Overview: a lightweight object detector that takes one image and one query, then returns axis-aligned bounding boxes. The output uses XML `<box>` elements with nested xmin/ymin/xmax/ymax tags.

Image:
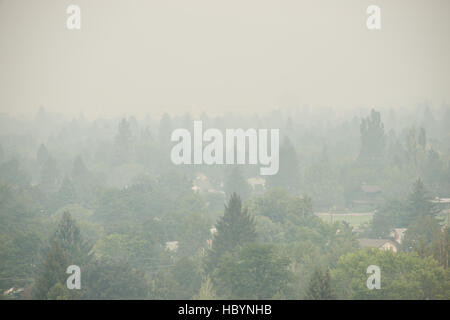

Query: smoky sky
<box><xmin>0</xmin><ymin>0</ymin><xmax>449</xmax><ymax>119</ymax></box>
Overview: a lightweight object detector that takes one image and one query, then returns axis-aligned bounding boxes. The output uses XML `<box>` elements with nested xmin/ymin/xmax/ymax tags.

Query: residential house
<box><xmin>358</xmin><ymin>238</ymin><xmax>398</xmax><ymax>252</ymax></box>
<box><xmin>389</xmin><ymin>228</ymin><xmax>407</xmax><ymax>245</ymax></box>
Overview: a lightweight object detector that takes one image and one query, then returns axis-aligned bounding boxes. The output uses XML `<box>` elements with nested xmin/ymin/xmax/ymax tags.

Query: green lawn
<box><xmin>315</xmin><ymin>212</ymin><xmax>374</xmax><ymax>228</ymax></box>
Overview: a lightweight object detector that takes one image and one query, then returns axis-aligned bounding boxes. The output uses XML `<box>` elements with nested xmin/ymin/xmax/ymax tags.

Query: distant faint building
<box><xmin>431</xmin><ymin>197</ymin><xmax>450</xmax><ymax>210</ymax></box>
<box><xmin>203</xmin><ymin>227</ymin><xmax>217</xmax><ymax>253</ymax></box>
<box><xmin>192</xmin><ymin>173</ymin><xmax>223</xmax><ymax>194</ymax></box>
<box><xmin>247</xmin><ymin>176</ymin><xmax>266</xmax><ymax>194</ymax></box>
<box><xmin>358</xmin><ymin>238</ymin><xmax>398</xmax><ymax>252</ymax></box>
<box><xmin>3</xmin><ymin>287</ymin><xmax>25</xmax><ymax>299</ymax></box>
<box><xmin>389</xmin><ymin>228</ymin><xmax>407</xmax><ymax>244</ymax></box>
<box><xmin>165</xmin><ymin>241</ymin><xmax>179</xmax><ymax>252</ymax></box>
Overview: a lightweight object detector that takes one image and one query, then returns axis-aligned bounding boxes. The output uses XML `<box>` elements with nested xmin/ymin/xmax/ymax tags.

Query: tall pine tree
<box><xmin>304</xmin><ymin>268</ymin><xmax>335</xmax><ymax>300</ymax></box>
<box><xmin>206</xmin><ymin>193</ymin><xmax>256</xmax><ymax>273</ymax></box>
<box><xmin>32</xmin><ymin>241</ymin><xmax>67</xmax><ymax>299</ymax></box>
<box><xmin>52</xmin><ymin>212</ymin><xmax>92</xmax><ymax>265</ymax></box>
<box><xmin>33</xmin><ymin>212</ymin><xmax>92</xmax><ymax>299</ymax></box>
<box><xmin>407</xmin><ymin>178</ymin><xmax>440</xmax><ymax>224</ymax></box>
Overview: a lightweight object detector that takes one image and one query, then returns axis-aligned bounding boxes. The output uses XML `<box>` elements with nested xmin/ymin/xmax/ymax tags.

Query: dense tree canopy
<box><xmin>1</xmin><ymin>106</ymin><xmax>450</xmax><ymax>300</ymax></box>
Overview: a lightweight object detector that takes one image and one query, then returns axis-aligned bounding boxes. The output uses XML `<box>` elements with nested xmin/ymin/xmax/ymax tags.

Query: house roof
<box><xmin>431</xmin><ymin>197</ymin><xmax>450</xmax><ymax>204</ymax></box>
<box><xmin>247</xmin><ymin>177</ymin><xmax>266</xmax><ymax>187</ymax></box>
<box><xmin>165</xmin><ymin>241</ymin><xmax>179</xmax><ymax>252</ymax></box>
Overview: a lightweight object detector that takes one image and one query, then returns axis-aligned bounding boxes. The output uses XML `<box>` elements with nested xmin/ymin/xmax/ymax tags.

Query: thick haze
<box><xmin>0</xmin><ymin>0</ymin><xmax>449</xmax><ymax>119</ymax></box>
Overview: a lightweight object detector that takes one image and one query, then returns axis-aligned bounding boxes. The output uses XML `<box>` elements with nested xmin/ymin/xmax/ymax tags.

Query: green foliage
<box><xmin>407</xmin><ymin>178</ymin><xmax>440</xmax><ymax>223</ymax></box>
<box><xmin>150</xmin><ymin>257</ymin><xmax>203</xmax><ymax>299</ymax></box>
<box><xmin>47</xmin><ymin>282</ymin><xmax>81</xmax><ymax>300</ymax></box>
<box><xmin>171</xmin><ymin>257</ymin><xmax>203</xmax><ymax>299</ymax></box>
<box><xmin>433</xmin><ymin>226</ymin><xmax>450</xmax><ymax>269</ymax></box>
<box><xmin>213</xmin><ymin>243</ymin><xmax>293</xmax><ymax>299</ymax></box>
<box><xmin>53</xmin><ymin>205</ymin><xmax>102</xmax><ymax>245</ymax></box>
<box><xmin>51</xmin><ymin>212</ymin><xmax>92</xmax><ymax>265</ymax></box>
<box><xmin>33</xmin><ymin>212</ymin><xmax>92</xmax><ymax>299</ymax></box>
<box><xmin>83</xmin><ymin>258</ymin><xmax>149</xmax><ymax>299</ymax></box>
<box><xmin>403</xmin><ymin>215</ymin><xmax>442</xmax><ymax>255</ymax></box>
<box><xmin>249</xmin><ymin>188</ymin><xmax>314</xmax><ymax>224</ymax></box>
<box><xmin>254</xmin><ymin>215</ymin><xmax>285</xmax><ymax>243</ymax></box>
<box><xmin>0</xmin><ymin>184</ymin><xmax>48</xmax><ymax>292</ymax></box>
<box><xmin>2</xmin><ymin>108</ymin><xmax>450</xmax><ymax>300</ymax></box>
<box><xmin>371</xmin><ymin>179</ymin><xmax>441</xmax><ymax>236</ymax></box>
<box><xmin>331</xmin><ymin>249</ymin><xmax>449</xmax><ymax>299</ymax></box>
<box><xmin>371</xmin><ymin>199</ymin><xmax>406</xmax><ymax>237</ymax></box>
<box><xmin>403</xmin><ymin>217</ymin><xmax>450</xmax><ymax>268</ymax></box>
<box><xmin>194</xmin><ymin>277</ymin><xmax>217</xmax><ymax>300</ymax></box>
<box><xmin>206</xmin><ymin>193</ymin><xmax>256</xmax><ymax>273</ymax></box>
<box><xmin>176</xmin><ymin>211</ymin><xmax>212</xmax><ymax>257</ymax></box>
<box><xmin>32</xmin><ymin>241</ymin><xmax>67</xmax><ymax>299</ymax></box>
<box><xmin>94</xmin><ymin>233</ymin><xmax>163</xmax><ymax>269</ymax></box>
<box><xmin>305</xmin><ymin>268</ymin><xmax>335</xmax><ymax>300</ymax></box>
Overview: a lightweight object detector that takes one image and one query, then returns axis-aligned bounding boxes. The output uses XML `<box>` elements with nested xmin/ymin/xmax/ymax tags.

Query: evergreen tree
<box><xmin>46</xmin><ymin>282</ymin><xmax>79</xmax><ymax>300</ymax></box>
<box><xmin>32</xmin><ymin>241</ymin><xmax>67</xmax><ymax>299</ymax></box>
<box><xmin>206</xmin><ymin>193</ymin><xmax>256</xmax><ymax>272</ymax></box>
<box><xmin>83</xmin><ymin>258</ymin><xmax>149</xmax><ymax>299</ymax></box>
<box><xmin>194</xmin><ymin>277</ymin><xmax>217</xmax><ymax>300</ymax></box>
<box><xmin>213</xmin><ymin>243</ymin><xmax>292</xmax><ymax>299</ymax></box>
<box><xmin>304</xmin><ymin>268</ymin><xmax>335</xmax><ymax>300</ymax></box>
<box><xmin>402</xmin><ymin>215</ymin><xmax>441</xmax><ymax>257</ymax></box>
<box><xmin>52</xmin><ymin>211</ymin><xmax>92</xmax><ymax>265</ymax></box>
<box><xmin>406</xmin><ymin>178</ymin><xmax>440</xmax><ymax>224</ymax></box>
<box><xmin>33</xmin><ymin>212</ymin><xmax>92</xmax><ymax>299</ymax></box>
<box><xmin>371</xmin><ymin>199</ymin><xmax>407</xmax><ymax>236</ymax></box>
